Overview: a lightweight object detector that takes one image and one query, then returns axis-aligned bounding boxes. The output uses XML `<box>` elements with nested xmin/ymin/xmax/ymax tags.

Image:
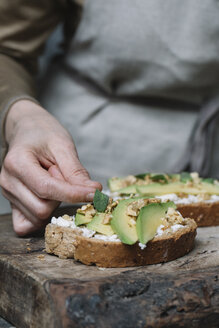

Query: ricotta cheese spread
<box><xmin>156</xmin><ymin>193</ymin><xmax>219</xmax><ymax>204</ymax></box>
<box><xmin>51</xmin><ymin>210</ymin><xmax>186</xmax><ymax>246</ymax></box>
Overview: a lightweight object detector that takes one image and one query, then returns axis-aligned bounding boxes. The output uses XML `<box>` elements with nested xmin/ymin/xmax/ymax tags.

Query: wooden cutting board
<box><xmin>0</xmin><ymin>208</ymin><xmax>219</xmax><ymax>328</ymax></box>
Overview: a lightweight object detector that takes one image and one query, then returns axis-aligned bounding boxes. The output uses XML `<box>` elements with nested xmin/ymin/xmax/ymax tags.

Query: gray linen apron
<box><xmin>40</xmin><ymin>0</ymin><xmax>219</xmax><ymax>185</ymax></box>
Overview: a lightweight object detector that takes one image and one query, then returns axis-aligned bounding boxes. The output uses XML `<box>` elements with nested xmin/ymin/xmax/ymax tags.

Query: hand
<box><xmin>0</xmin><ymin>100</ymin><xmax>102</xmax><ymax>236</ymax></box>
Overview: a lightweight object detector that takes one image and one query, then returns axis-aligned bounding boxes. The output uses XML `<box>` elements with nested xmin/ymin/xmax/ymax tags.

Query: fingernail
<box><xmin>86</xmin><ymin>193</ymin><xmax>95</xmax><ymax>202</ymax></box>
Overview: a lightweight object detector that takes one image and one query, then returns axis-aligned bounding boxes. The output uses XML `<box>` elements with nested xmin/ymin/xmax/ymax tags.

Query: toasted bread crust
<box><xmin>45</xmin><ymin>219</ymin><xmax>197</xmax><ymax>267</ymax></box>
<box><xmin>177</xmin><ymin>201</ymin><xmax>219</xmax><ymax>227</ymax></box>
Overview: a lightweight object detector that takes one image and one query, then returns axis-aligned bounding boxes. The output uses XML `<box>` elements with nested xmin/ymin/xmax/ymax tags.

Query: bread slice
<box><xmin>177</xmin><ymin>201</ymin><xmax>219</xmax><ymax>227</ymax></box>
<box><xmin>45</xmin><ymin>218</ymin><xmax>197</xmax><ymax>268</ymax></box>
<box><xmin>108</xmin><ymin>172</ymin><xmax>219</xmax><ymax>227</ymax></box>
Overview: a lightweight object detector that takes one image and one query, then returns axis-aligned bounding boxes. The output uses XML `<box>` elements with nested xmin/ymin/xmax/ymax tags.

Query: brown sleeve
<box><xmin>0</xmin><ymin>0</ymin><xmax>66</xmax><ymax>164</ymax></box>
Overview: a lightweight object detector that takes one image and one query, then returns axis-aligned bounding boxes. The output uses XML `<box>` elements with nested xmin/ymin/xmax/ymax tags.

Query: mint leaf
<box><xmin>135</xmin><ymin>173</ymin><xmax>149</xmax><ymax>180</ymax></box>
<box><xmin>150</xmin><ymin>174</ymin><xmax>168</xmax><ymax>183</ymax></box>
<box><xmin>202</xmin><ymin>178</ymin><xmax>214</xmax><ymax>184</ymax></box>
<box><xmin>93</xmin><ymin>189</ymin><xmax>109</xmax><ymax>212</ymax></box>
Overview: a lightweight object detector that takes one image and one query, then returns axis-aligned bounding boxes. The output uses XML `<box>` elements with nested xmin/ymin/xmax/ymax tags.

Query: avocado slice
<box><xmin>169</xmin><ymin>173</ymin><xmax>181</xmax><ymax>180</ymax></box>
<box><xmin>201</xmin><ymin>182</ymin><xmax>219</xmax><ymax>194</ymax></box>
<box><xmin>110</xmin><ymin>198</ymin><xmax>138</xmax><ymax>245</ymax></box>
<box><xmin>136</xmin><ymin>201</ymin><xmax>176</xmax><ymax>244</ymax></box>
<box><xmin>87</xmin><ymin>213</ymin><xmax>114</xmax><ymax>236</ymax></box>
<box><xmin>180</xmin><ymin>172</ymin><xmax>192</xmax><ymax>183</ymax></box>
<box><xmin>161</xmin><ymin>201</ymin><xmax>176</xmax><ymax>211</ymax></box>
<box><xmin>108</xmin><ymin>178</ymin><xmax>124</xmax><ymax>192</ymax></box>
<box><xmin>137</xmin><ymin>182</ymin><xmax>219</xmax><ymax>195</ymax></box>
<box><xmin>116</xmin><ymin>185</ymin><xmax>138</xmax><ymax>195</ymax></box>
<box><xmin>75</xmin><ymin>213</ymin><xmax>92</xmax><ymax>226</ymax></box>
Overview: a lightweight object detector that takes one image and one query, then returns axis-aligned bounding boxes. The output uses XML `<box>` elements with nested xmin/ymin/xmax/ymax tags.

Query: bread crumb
<box><xmin>37</xmin><ymin>255</ymin><xmax>45</xmax><ymax>260</ymax></box>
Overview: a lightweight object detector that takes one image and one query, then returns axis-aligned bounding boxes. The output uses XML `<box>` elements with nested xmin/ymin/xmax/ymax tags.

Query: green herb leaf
<box><xmin>202</xmin><ymin>178</ymin><xmax>214</xmax><ymax>184</ymax></box>
<box><xmin>93</xmin><ymin>189</ymin><xmax>109</xmax><ymax>212</ymax></box>
<box><xmin>150</xmin><ymin>174</ymin><xmax>168</xmax><ymax>183</ymax></box>
<box><xmin>135</xmin><ymin>173</ymin><xmax>149</xmax><ymax>180</ymax></box>
<box><xmin>180</xmin><ymin>172</ymin><xmax>192</xmax><ymax>183</ymax></box>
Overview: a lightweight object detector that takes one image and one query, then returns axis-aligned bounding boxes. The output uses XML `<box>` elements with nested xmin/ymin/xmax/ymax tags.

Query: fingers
<box><xmin>1</xmin><ymin>163</ymin><xmax>60</xmax><ymax>232</ymax></box>
<box><xmin>48</xmin><ymin>165</ymin><xmax>64</xmax><ymax>180</ymax></box>
<box><xmin>29</xmin><ymin>164</ymin><xmax>97</xmax><ymax>202</ymax></box>
<box><xmin>2</xmin><ymin>185</ymin><xmax>58</xmax><ymax>236</ymax></box>
<box><xmin>11</xmin><ymin>206</ymin><xmax>43</xmax><ymax>237</ymax></box>
<box><xmin>2</xmin><ymin>102</ymin><xmax>103</xmax><ymax>237</ymax></box>
<box><xmin>2</xmin><ymin>186</ymin><xmax>59</xmax><ymax>224</ymax></box>
<box><xmin>3</xmin><ymin>150</ymin><xmax>99</xmax><ymax>203</ymax></box>
<box><xmin>51</xmin><ymin>142</ymin><xmax>102</xmax><ymax>189</ymax></box>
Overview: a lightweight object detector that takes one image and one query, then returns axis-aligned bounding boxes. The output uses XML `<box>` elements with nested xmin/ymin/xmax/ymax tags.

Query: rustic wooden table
<box><xmin>0</xmin><ymin>208</ymin><xmax>219</xmax><ymax>328</ymax></box>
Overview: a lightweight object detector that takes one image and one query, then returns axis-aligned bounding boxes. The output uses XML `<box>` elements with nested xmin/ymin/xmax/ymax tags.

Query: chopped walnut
<box><xmin>185</xmin><ymin>181</ymin><xmax>194</xmax><ymax>187</ymax></box>
<box><xmin>106</xmin><ymin>199</ymin><xmax>119</xmax><ymax>213</ymax></box>
<box><xmin>190</xmin><ymin>172</ymin><xmax>201</xmax><ymax>184</ymax></box>
<box><xmin>126</xmin><ymin>207</ymin><xmax>139</xmax><ymax>217</ymax></box>
<box><xmin>102</xmin><ymin>214</ymin><xmax>113</xmax><ymax>224</ymax></box>
<box><xmin>171</xmin><ymin>175</ymin><xmax>180</xmax><ymax>183</ymax></box>
<box><xmin>136</xmin><ymin>179</ymin><xmax>148</xmax><ymax>185</ymax></box>
<box><xmin>148</xmin><ymin>198</ymin><xmax>161</xmax><ymax>204</ymax></box>
<box><xmin>125</xmin><ymin>198</ymin><xmax>158</xmax><ymax>217</ymax></box>
<box><xmin>127</xmin><ymin>175</ymin><xmax>137</xmax><ymax>184</ymax></box>
<box><xmin>144</xmin><ymin>174</ymin><xmax>153</xmax><ymax>184</ymax></box>
<box><xmin>62</xmin><ymin>214</ymin><xmax>72</xmax><ymax>221</ymax></box>
<box><xmin>161</xmin><ymin>208</ymin><xmax>184</xmax><ymax>228</ymax></box>
<box><xmin>77</xmin><ymin>203</ymin><xmax>96</xmax><ymax>219</ymax></box>
<box><xmin>128</xmin><ymin>218</ymin><xmax>137</xmax><ymax>227</ymax></box>
<box><xmin>166</xmin><ymin>207</ymin><xmax>176</xmax><ymax>216</ymax></box>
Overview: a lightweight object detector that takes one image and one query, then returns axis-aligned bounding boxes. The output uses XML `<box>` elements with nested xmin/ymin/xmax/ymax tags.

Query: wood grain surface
<box><xmin>0</xmin><ymin>207</ymin><xmax>218</xmax><ymax>328</ymax></box>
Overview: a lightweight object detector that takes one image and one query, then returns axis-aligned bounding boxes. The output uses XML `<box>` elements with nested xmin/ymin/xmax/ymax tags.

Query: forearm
<box><xmin>0</xmin><ymin>54</ymin><xmax>38</xmax><ymax>163</ymax></box>
<box><xmin>0</xmin><ymin>0</ymin><xmax>66</xmax><ymax>165</ymax></box>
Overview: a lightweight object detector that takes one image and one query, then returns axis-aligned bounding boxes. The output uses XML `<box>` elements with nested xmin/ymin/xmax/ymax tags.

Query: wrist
<box><xmin>5</xmin><ymin>99</ymin><xmax>44</xmax><ymax>144</ymax></box>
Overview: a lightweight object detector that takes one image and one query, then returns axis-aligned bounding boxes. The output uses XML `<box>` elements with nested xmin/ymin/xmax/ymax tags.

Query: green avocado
<box><xmin>108</xmin><ymin>178</ymin><xmax>124</xmax><ymax>192</ymax></box>
<box><xmin>137</xmin><ymin>181</ymin><xmax>219</xmax><ymax>195</ymax></box>
<box><xmin>75</xmin><ymin>213</ymin><xmax>92</xmax><ymax>226</ymax></box>
<box><xmin>201</xmin><ymin>181</ymin><xmax>219</xmax><ymax>194</ymax></box>
<box><xmin>87</xmin><ymin>213</ymin><xmax>114</xmax><ymax>236</ymax></box>
<box><xmin>136</xmin><ymin>201</ymin><xmax>176</xmax><ymax>244</ymax></box>
<box><xmin>110</xmin><ymin>198</ymin><xmax>138</xmax><ymax>245</ymax></box>
<box><xmin>169</xmin><ymin>173</ymin><xmax>181</xmax><ymax>180</ymax></box>
<box><xmin>116</xmin><ymin>185</ymin><xmax>138</xmax><ymax>195</ymax></box>
<box><xmin>180</xmin><ymin>172</ymin><xmax>192</xmax><ymax>183</ymax></box>
<box><xmin>161</xmin><ymin>201</ymin><xmax>176</xmax><ymax>212</ymax></box>
<box><xmin>109</xmin><ymin>173</ymin><xmax>182</xmax><ymax>194</ymax></box>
